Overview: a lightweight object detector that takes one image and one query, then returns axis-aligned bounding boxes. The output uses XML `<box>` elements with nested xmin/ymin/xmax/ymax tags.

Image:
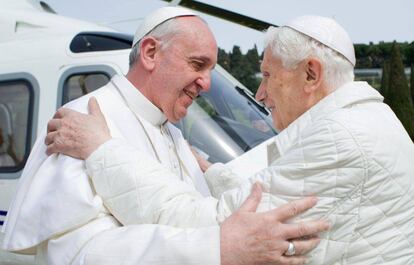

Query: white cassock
<box><xmin>1</xmin><ymin>75</ymin><xmax>220</xmax><ymax>265</ymax></box>
<box><xmin>79</xmin><ymin>82</ymin><xmax>414</xmax><ymax>265</ymax></box>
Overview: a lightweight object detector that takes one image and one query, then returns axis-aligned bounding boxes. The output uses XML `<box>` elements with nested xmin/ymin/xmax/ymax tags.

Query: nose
<box><xmin>255</xmin><ymin>81</ymin><xmax>266</xmax><ymax>102</ymax></box>
<box><xmin>196</xmin><ymin>70</ymin><xmax>211</xmax><ymax>93</ymax></box>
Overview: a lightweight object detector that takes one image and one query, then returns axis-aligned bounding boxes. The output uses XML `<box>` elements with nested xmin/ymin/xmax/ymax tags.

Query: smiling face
<box><xmin>149</xmin><ymin>17</ymin><xmax>218</xmax><ymax>122</ymax></box>
<box><xmin>255</xmin><ymin>48</ymin><xmax>309</xmax><ymax>131</ymax></box>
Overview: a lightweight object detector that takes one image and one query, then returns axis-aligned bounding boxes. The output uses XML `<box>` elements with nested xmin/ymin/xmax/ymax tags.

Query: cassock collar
<box><xmin>112</xmin><ymin>75</ymin><xmax>167</xmax><ymax>126</ymax></box>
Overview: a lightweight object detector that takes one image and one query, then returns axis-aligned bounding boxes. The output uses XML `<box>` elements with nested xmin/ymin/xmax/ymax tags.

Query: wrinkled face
<box><xmin>152</xmin><ymin>17</ymin><xmax>218</xmax><ymax>122</ymax></box>
<box><xmin>256</xmin><ymin>48</ymin><xmax>307</xmax><ymax>132</ymax></box>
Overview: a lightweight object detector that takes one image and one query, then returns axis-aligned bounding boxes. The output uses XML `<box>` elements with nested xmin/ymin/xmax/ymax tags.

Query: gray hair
<box><xmin>264</xmin><ymin>26</ymin><xmax>354</xmax><ymax>90</ymax></box>
<box><xmin>129</xmin><ymin>18</ymin><xmax>182</xmax><ymax>68</ymax></box>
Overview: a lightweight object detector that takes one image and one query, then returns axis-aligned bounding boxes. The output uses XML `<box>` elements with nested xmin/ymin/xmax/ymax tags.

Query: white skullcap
<box><xmin>132</xmin><ymin>6</ymin><xmax>196</xmax><ymax>47</ymax></box>
<box><xmin>284</xmin><ymin>15</ymin><xmax>356</xmax><ymax>66</ymax></box>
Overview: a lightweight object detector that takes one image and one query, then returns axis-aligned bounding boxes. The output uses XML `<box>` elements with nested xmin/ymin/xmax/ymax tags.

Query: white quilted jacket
<box><xmin>86</xmin><ymin>82</ymin><xmax>414</xmax><ymax>265</ymax></box>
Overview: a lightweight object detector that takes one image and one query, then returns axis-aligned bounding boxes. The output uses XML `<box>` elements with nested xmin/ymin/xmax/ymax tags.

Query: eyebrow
<box><xmin>190</xmin><ymin>56</ymin><xmax>212</xmax><ymax>64</ymax></box>
<box><xmin>189</xmin><ymin>56</ymin><xmax>216</xmax><ymax>69</ymax></box>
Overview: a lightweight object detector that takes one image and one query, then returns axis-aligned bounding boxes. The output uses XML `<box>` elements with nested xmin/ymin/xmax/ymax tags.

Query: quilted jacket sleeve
<box><xmin>85</xmin><ymin>138</ymin><xmax>231</xmax><ymax>227</ymax></box>
<box><xmin>85</xmin><ymin>118</ymin><xmax>366</xmax><ymax>265</ymax></box>
<box><xmin>217</xmin><ymin>119</ymin><xmax>366</xmax><ymax>264</ymax></box>
<box><xmin>204</xmin><ymin>163</ymin><xmax>245</xmax><ymax>198</ymax></box>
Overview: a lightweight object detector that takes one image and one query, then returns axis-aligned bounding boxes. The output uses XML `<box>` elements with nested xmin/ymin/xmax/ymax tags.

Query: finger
<box><xmin>190</xmin><ymin>146</ymin><xmax>198</xmax><ymax>155</ymax></box>
<box><xmin>238</xmin><ymin>182</ymin><xmax>263</xmax><ymax>212</ymax></box>
<box><xmin>88</xmin><ymin>97</ymin><xmax>104</xmax><ymax>118</ymax></box>
<box><xmin>290</xmin><ymin>237</ymin><xmax>320</xmax><ymax>255</ymax></box>
<box><xmin>271</xmin><ymin>197</ymin><xmax>317</xmax><ymax>221</ymax></box>
<box><xmin>282</xmin><ymin>220</ymin><xmax>329</xmax><ymax>239</ymax></box>
<box><xmin>46</xmin><ymin>142</ymin><xmax>58</xmax><ymax>156</ymax></box>
<box><xmin>53</xmin><ymin>107</ymin><xmax>71</xmax><ymax>119</ymax></box>
<box><xmin>45</xmin><ymin>131</ymin><xmax>58</xmax><ymax>145</ymax></box>
<box><xmin>47</xmin><ymin>119</ymin><xmax>61</xmax><ymax>133</ymax></box>
<box><xmin>278</xmin><ymin>255</ymin><xmax>306</xmax><ymax>265</ymax></box>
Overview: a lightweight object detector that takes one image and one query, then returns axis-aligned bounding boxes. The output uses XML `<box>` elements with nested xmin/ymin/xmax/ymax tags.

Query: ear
<box><xmin>304</xmin><ymin>58</ymin><xmax>323</xmax><ymax>93</ymax></box>
<box><xmin>139</xmin><ymin>37</ymin><xmax>160</xmax><ymax>71</ymax></box>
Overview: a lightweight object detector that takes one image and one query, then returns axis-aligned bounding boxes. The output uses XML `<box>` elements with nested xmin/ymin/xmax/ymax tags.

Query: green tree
<box><xmin>243</xmin><ymin>45</ymin><xmax>262</xmax><ymax>93</ymax></box>
<box><xmin>411</xmin><ymin>64</ymin><xmax>414</xmax><ymax>104</ymax></box>
<box><xmin>355</xmin><ymin>44</ymin><xmax>372</xmax><ymax>68</ymax></box>
<box><xmin>229</xmin><ymin>46</ymin><xmax>248</xmax><ymax>84</ymax></box>
<box><xmin>217</xmin><ymin>48</ymin><xmax>231</xmax><ymax>72</ymax></box>
<box><xmin>229</xmin><ymin>46</ymin><xmax>243</xmax><ymax>71</ymax></box>
<box><xmin>245</xmin><ymin>44</ymin><xmax>261</xmax><ymax>73</ymax></box>
<box><xmin>368</xmin><ymin>42</ymin><xmax>383</xmax><ymax>68</ymax></box>
<box><xmin>406</xmin><ymin>42</ymin><xmax>414</xmax><ymax>66</ymax></box>
<box><xmin>384</xmin><ymin>42</ymin><xmax>414</xmax><ymax>140</ymax></box>
<box><xmin>355</xmin><ymin>41</ymin><xmax>414</xmax><ymax>69</ymax></box>
<box><xmin>380</xmin><ymin>61</ymin><xmax>390</xmax><ymax>100</ymax></box>
<box><xmin>229</xmin><ymin>46</ymin><xmax>260</xmax><ymax>93</ymax></box>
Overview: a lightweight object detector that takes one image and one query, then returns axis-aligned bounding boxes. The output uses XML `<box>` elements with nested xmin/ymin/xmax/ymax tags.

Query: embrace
<box><xmin>3</xmin><ymin>6</ymin><xmax>414</xmax><ymax>265</ymax></box>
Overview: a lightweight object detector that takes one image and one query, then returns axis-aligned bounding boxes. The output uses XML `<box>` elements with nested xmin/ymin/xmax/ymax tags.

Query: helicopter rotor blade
<box><xmin>162</xmin><ymin>0</ymin><xmax>278</xmax><ymax>31</ymax></box>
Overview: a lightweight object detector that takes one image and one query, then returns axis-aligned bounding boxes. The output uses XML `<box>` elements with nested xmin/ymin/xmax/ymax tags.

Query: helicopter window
<box><xmin>175</xmin><ymin>69</ymin><xmax>276</xmax><ymax>163</ymax></box>
<box><xmin>70</xmin><ymin>32</ymin><xmax>133</xmax><ymax>53</ymax></box>
<box><xmin>0</xmin><ymin>80</ymin><xmax>33</xmax><ymax>172</ymax></box>
<box><xmin>62</xmin><ymin>72</ymin><xmax>110</xmax><ymax>104</ymax></box>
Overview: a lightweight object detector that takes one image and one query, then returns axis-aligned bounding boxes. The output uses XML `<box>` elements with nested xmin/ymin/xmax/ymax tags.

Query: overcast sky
<box><xmin>45</xmin><ymin>0</ymin><xmax>414</xmax><ymax>53</ymax></box>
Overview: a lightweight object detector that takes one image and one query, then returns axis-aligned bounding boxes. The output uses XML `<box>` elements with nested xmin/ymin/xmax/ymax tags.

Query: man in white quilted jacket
<box><xmin>45</xmin><ymin>16</ymin><xmax>414</xmax><ymax>264</ymax></box>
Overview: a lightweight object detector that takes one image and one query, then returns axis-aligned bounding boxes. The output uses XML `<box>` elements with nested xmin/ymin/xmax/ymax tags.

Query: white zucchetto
<box><xmin>285</xmin><ymin>15</ymin><xmax>356</xmax><ymax>66</ymax></box>
<box><xmin>132</xmin><ymin>6</ymin><xmax>196</xmax><ymax>47</ymax></box>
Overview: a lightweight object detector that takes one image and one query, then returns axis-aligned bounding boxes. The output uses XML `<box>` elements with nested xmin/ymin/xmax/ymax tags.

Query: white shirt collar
<box><xmin>111</xmin><ymin>75</ymin><xmax>167</xmax><ymax>126</ymax></box>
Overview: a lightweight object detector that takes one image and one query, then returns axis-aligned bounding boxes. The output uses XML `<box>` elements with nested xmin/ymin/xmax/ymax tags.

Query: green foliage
<box><xmin>403</xmin><ymin>42</ymin><xmax>414</xmax><ymax>66</ymax></box>
<box><xmin>218</xmin><ymin>46</ymin><xmax>262</xmax><ymax>93</ymax></box>
<box><xmin>229</xmin><ymin>46</ymin><xmax>245</xmax><ymax>77</ymax></box>
<box><xmin>245</xmin><ymin>45</ymin><xmax>261</xmax><ymax>73</ymax></box>
<box><xmin>354</xmin><ymin>41</ymin><xmax>413</xmax><ymax>68</ymax></box>
<box><xmin>382</xmin><ymin>43</ymin><xmax>414</xmax><ymax>140</ymax></box>
<box><xmin>217</xmin><ymin>48</ymin><xmax>231</xmax><ymax>72</ymax></box>
<box><xmin>411</xmin><ymin>64</ymin><xmax>414</xmax><ymax>103</ymax></box>
<box><xmin>407</xmin><ymin>43</ymin><xmax>414</xmax><ymax>66</ymax></box>
<box><xmin>380</xmin><ymin>61</ymin><xmax>390</xmax><ymax>99</ymax></box>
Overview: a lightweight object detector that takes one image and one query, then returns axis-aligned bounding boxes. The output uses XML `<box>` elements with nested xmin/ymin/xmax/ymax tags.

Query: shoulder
<box><xmin>330</xmin><ymin>100</ymin><xmax>407</xmax><ymax>147</ymax></box>
<box><xmin>63</xmin><ymin>81</ymin><xmax>118</xmax><ymax>114</ymax></box>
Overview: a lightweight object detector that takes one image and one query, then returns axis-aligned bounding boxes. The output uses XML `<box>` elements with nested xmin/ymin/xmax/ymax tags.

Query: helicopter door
<box><xmin>0</xmin><ymin>77</ymin><xmax>36</xmax><ymax>174</ymax></box>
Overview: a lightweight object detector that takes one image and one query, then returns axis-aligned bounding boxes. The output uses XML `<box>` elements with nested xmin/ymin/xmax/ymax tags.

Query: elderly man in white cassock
<box><xmin>1</xmin><ymin>7</ymin><xmax>328</xmax><ymax>265</ymax></box>
<box><xmin>42</xmin><ymin>15</ymin><xmax>414</xmax><ymax>265</ymax></box>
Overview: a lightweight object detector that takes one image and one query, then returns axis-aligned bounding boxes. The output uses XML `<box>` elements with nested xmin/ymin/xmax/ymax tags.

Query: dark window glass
<box><xmin>70</xmin><ymin>32</ymin><xmax>132</xmax><ymax>53</ymax></box>
<box><xmin>63</xmin><ymin>73</ymin><xmax>110</xmax><ymax>104</ymax></box>
<box><xmin>0</xmin><ymin>80</ymin><xmax>33</xmax><ymax>172</ymax></box>
<box><xmin>175</xmin><ymin>70</ymin><xmax>276</xmax><ymax>163</ymax></box>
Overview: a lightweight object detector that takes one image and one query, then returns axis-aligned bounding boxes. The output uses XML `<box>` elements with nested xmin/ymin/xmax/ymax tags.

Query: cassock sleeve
<box><xmin>86</xmin><ymin>138</ymin><xmax>231</xmax><ymax>227</ymax></box>
<box><xmin>62</xmin><ymin>223</ymin><xmax>221</xmax><ymax>265</ymax></box>
<box><xmin>1</xmin><ymin>128</ymin><xmax>103</xmax><ymax>253</ymax></box>
<box><xmin>204</xmin><ymin>163</ymin><xmax>245</xmax><ymax>198</ymax></box>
